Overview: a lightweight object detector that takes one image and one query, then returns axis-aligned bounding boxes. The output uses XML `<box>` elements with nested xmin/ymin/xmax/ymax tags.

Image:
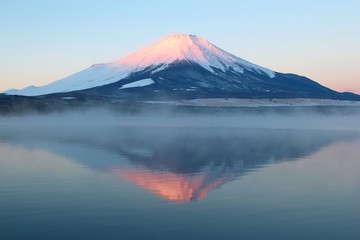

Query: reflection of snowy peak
<box><xmin>116</xmin><ymin>165</ymin><xmax>236</xmax><ymax>202</ymax></box>
<box><xmin>4</xmin><ymin>33</ymin><xmax>354</xmax><ymax>100</ymax></box>
<box><xmin>2</xmin><ymin>126</ymin><xmax>357</xmax><ymax>202</ymax></box>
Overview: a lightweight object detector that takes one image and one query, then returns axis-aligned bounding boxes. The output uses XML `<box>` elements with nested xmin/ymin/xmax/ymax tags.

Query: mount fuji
<box><xmin>4</xmin><ymin>34</ymin><xmax>359</xmax><ymax>101</ymax></box>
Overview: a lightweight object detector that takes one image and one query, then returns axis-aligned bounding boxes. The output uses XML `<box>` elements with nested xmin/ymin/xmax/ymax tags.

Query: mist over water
<box><xmin>1</xmin><ymin>105</ymin><xmax>360</xmax><ymax>131</ymax></box>
<box><xmin>1</xmin><ymin>107</ymin><xmax>360</xmax><ymax>240</ymax></box>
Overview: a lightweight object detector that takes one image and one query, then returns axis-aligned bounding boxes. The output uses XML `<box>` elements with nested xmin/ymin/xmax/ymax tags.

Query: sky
<box><xmin>1</xmin><ymin>0</ymin><xmax>359</xmax><ymax>93</ymax></box>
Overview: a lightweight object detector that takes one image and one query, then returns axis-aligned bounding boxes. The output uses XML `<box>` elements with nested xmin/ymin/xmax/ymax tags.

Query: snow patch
<box><xmin>151</xmin><ymin>64</ymin><xmax>169</xmax><ymax>74</ymax></box>
<box><xmin>61</xmin><ymin>97</ymin><xmax>76</xmax><ymax>100</ymax></box>
<box><xmin>120</xmin><ymin>79</ymin><xmax>155</xmax><ymax>89</ymax></box>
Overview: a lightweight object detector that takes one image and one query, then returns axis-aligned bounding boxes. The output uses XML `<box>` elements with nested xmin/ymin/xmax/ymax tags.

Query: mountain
<box><xmin>4</xmin><ymin>34</ymin><xmax>359</xmax><ymax>100</ymax></box>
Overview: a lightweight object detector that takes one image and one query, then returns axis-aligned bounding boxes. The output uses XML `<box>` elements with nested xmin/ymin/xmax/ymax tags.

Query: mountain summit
<box><xmin>4</xmin><ymin>33</ymin><xmax>356</xmax><ymax>100</ymax></box>
<box><xmin>114</xmin><ymin>33</ymin><xmax>274</xmax><ymax>77</ymax></box>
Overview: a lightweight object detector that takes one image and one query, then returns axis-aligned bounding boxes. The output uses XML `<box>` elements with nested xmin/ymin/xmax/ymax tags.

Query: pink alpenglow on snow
<box><xmin>114</xmin><ymin>34</ymin><xmax>275</xmax><ymax>77</ymax></box>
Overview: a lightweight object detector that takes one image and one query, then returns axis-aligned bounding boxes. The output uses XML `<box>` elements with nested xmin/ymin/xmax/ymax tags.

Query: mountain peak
<box><xmin>114</xmin><ymin>34</ymin><xmax>275</xmax><ymax>77</ymax></box>
<box><xmin>162</xmin><ymin>33</ymin><xmax>205</xmax><ymax>43</ymax></box>
<box><xmin>165</xmin><ymin>33</ymin><xmax>196</xmax><ymax>38</ymax></box>
<box><xmin>113</xmin><ymin>33</ymin><xmax>208</xmax><ymax>68</ymax></box>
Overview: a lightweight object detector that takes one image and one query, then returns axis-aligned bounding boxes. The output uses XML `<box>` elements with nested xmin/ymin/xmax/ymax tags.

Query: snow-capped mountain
<box><xmin>3</xmin><ymin>33</ymin><xmax>356</xmax><ymax>100</ymax></box>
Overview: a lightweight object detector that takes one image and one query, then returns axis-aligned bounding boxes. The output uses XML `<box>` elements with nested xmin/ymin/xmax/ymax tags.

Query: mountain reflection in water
<box><xmin>0</xmin><ymin>127</ymin><xmax>358</xmax><ymax>202</ymax></box>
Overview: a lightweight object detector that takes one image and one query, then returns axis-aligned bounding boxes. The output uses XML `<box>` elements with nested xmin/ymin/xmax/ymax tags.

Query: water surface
<box><xmin>0</xmin><ymin>117</ymin><xmax>360</xmax><ymax>239</ymax></box>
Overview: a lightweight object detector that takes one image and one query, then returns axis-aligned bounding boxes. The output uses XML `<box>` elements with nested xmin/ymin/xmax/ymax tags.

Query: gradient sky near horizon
<box><xmin>1</xmin><ymin>0</ymin><xmax>359</xmax><ymax>93</ymax></box>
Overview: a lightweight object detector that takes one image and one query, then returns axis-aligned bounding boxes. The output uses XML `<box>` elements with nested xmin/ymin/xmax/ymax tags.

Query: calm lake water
<box><xmin>1</xmin><ymin>113</ymin><xmax>360</xmax><ymax>240</ymax></box>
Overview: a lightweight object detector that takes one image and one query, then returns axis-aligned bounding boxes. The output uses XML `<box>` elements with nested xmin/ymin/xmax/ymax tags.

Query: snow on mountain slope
<box><xmin>4</xmin><ymin>33</ymin><xmax>275</xmax><ymax>96</ymax></box>
<box><xmin>5</xmin><ymin>64</ymin><xmax>129</xmax><ymax>96</ymax></box>
<box><xmin>120</xmin><ymin>79</ymin><xmax>155</xmax><ymax>89</ymax></box>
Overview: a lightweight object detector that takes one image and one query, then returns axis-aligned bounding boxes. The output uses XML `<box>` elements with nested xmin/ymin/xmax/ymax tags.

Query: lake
<box><xmin>0</xmin><ymin>112</ymin><xmax>360</xmax><ymax>239</ymax></box>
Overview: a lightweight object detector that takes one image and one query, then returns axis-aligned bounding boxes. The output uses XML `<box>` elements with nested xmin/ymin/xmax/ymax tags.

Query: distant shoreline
<box><xmin>1</xmin><ymin>95</ymin><xmax>360</xmax><ymax>115</ymax></box>
<box><xmin>145</xmin><ymin>98</ymin><xmax>360</xmax><ymax>108</ymax></box>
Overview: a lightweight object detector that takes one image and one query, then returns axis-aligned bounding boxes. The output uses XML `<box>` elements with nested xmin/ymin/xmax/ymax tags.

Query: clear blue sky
<box><xmin>1</xmin><ymin>0</ymin><xmax>359</xmax><ymax>93</ymax></box>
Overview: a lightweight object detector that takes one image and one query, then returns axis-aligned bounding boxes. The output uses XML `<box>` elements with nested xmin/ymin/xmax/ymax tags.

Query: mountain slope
<box><xmin>4</xmin><ymin>33</ymin><xmax>358</xmax><ymax>100</ymax></box>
